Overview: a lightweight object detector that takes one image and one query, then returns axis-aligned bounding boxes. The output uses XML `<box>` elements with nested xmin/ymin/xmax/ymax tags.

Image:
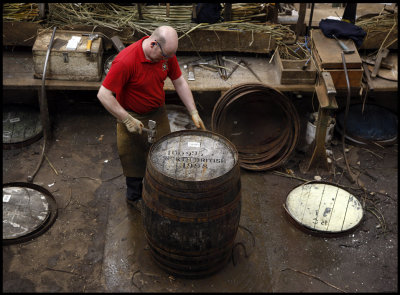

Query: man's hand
<box><xmin>190</xmin><ymin>109</ymin><xmax>206</xmax><ymax>130</ymax></box>
<box><xmin>122</xmin><ymin>114</ymin><xmax>144</xmax><ymax>134</ymax></box>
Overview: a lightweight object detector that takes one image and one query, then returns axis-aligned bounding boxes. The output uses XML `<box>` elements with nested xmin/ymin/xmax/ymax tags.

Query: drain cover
<box><xmin>284</xmin><ymin>182</ymin><xmax>363</xmax><ymax>234</ymax></box>
<box><xmin>3</xmin><ymin>182</ymin><xmax>58</xmax><ymax>244</ymax></box>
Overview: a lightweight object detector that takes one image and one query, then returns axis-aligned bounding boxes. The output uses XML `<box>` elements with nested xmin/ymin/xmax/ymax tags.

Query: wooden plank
<box><xmin>178</xmin><ymin>29</ymin><xmax>275</xmax><ymax>53</ymax></box>
<box><xmin>3</xmin><ymin>22</ymin><xmax>41</xmax><ymax>47</ymax></box>
<box><xmin>3</xmin><ymin>22</ymin><xmax>276</xmax><ymax>53</ymax></box>
<box><xmin>295</xmin><ymin>3</ymin><xmax>307</xmax><ymax>42</ymax></box>
<box><xmin>312</xmin><ymin>29</ymin><xmax>361</xmax><ymax>69</ymax></box>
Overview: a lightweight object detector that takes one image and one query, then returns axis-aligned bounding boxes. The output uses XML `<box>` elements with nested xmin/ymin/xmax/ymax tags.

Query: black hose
<box><xmin>27</xmin><ymin>26</ymin><xmax>57</xmax><ymax>183</ymax></box>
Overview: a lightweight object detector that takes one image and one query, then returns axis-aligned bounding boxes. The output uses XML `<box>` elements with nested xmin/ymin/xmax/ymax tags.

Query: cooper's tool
<box><xmin>141</xmin><ymin>120</ymin><xmax>157</xmax><ymax>143</ymax></box>
<box><xmin>82</xmin><ymin>33</ymin><xmax>99</xmax><ymax>54</ymax></box>
<box><xmin>331</xmin><ymin>34</ymin><xmax>354</xmax><ymax>54</ymax></box>
<box><xmin>371</xmin><ymin>47</ymin><xmax>389</xmax><ymax>78</ymax></box>
<box><xmin>226</xmin><ymin>59</ymin><xmax>244</xmax><ymax>80</ymax></box>
<box><xmin>184</xmin><ymin>60</ymin><xmax>211</xmax><ymax>81</ymax></box>
<box><xmin>104</xmin><ymin>35</ymin><xmax>126</xmax><ymax>75</ymax></box>
<box><xmin>361</xmin><ymin>57</ymin><xmax>392</xmax><ymax>70</ymax></box>
<box><xmin>241</xmin><ymin>59</ymin><xmax>262</xmax><ymax>82</ymax></box>
<box><xmin>216</xmin><ymin>54</ymin><xmax>227</xmax><ymax>80</ymax></box>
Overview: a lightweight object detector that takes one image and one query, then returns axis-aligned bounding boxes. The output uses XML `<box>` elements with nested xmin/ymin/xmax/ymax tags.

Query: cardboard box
<box><xmin>32</xmin><ymin>30</ymin><xmax>103</xmax><ymax>81</ymax></box>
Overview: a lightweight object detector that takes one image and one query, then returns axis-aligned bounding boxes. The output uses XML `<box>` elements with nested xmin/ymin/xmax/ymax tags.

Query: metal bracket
<box><xmin>321</xmin><ymin>71</ymin><xmax>336</xmax><ymax>95</ymax></box>
<box><xmin>62</xmin><ymin>52</ymin><xmax>69</xmax><ymax>63</ymax></box>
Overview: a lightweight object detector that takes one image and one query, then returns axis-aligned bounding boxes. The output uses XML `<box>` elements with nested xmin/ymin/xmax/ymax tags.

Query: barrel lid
<box><xmin>3</xmin><ymin>186</ymin><xmax>50</xmax><ymax>239</ymax></box>
<box><xmin>150</xmin><ymin>131</ymin><xmax>237</xmax><ymax>181</ymax></box>
<box><xmin>3</xmin><ymin>104</ymin><xmax>43</xmax><ymax>149</ymax></box>
<box><xmin>284</xmin><ymin>182</ymin><xmax>363</xmax><ymax>234</ymax></box>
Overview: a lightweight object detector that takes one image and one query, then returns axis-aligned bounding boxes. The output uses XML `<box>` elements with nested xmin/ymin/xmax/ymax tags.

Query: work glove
<box><xmin>190</xmin><ymin>109</ymin><xmax>206</xmax><ymax>131</ymax></box>
<box><xmin>122</xmin><ymin>114</ymin><xmax>144</xmax><ymax>134</ymax></box>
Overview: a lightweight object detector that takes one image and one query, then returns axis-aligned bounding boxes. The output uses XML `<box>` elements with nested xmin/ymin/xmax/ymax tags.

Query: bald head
<box><xmin>151</xmin><ymin>26</ymin><xmax>178</xmax><ymax>55</ymax></box>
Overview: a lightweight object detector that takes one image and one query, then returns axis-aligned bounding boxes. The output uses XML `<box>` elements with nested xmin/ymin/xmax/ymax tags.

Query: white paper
<box><xmin>3</xmin><ymin>194</ymin><xmax>11</xmax><ymax>202</ymax></box>
<box><xmin>188</xmin><ymin>142</ymin><xmax>200</xmax><ymax>148</ymax></box>
<box><xmin>66</xmin><ymin>36</ymin><xmax>81</xmax><ymax>50</ymax></box>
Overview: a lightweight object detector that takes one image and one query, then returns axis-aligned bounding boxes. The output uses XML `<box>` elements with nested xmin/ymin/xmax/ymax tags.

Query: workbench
<box><xmin>3</xmin><ymin>50</ymin><xmax>397</xmax><ymax>92</ymax></box>
<box><xmin>3</xmin><ymin>49</ymin><xmax>398</xmax><ymax>170</ymax></box>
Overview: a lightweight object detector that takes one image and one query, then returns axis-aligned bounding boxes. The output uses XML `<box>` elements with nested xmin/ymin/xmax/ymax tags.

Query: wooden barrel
<box><xmin>142</xmin><ymin>130</ymin><xmax>241</xmax><ymax>278</ymax></box>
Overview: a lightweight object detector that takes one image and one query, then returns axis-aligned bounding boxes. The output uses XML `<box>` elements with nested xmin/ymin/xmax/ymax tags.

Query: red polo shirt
<box><xmin>102</xmin><ymin>36</ymin><xmax>182</xmax><ymax>114</ymax></box>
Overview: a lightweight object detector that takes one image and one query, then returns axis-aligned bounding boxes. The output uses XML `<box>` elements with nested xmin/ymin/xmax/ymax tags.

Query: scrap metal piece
<box><xmin>371</xmin><ymin>47</ymin><xmax>389</xmax><ymax>78</ymax></box>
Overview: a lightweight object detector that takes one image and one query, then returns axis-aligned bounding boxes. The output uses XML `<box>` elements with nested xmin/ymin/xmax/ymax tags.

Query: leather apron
<box><xmin>117</xmin><ymin>105</ymin><xmax>171</xmax><ymax>177</ymax></box>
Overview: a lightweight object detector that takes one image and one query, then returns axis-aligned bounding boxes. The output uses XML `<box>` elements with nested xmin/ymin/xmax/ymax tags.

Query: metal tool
<box><xmin>241</xmin><ymin>59</ymin><xmax>262</xmax><ymax>82</ymax></box>
<box><xmin>216</xmin><ymin>54</ymin><xmax>227</xmax><ymax>80</ymax></box>
<box><xmin>226</xmin><ymin>59</ymin><xmax>244</xmax><ymax>80</ymax></box>
<box><xmin>331</xmin><ymin>34</ymin><xmax>354</xmax><ymax>54</ymax></box>
<box><xmin>141</xmin><ymin>120</ymin><xmax>157</xmax><ymax>143</ymax></box>
<box><xmin>185</xmin><ymin>60</ymin><xmax>210</xmax><ymax>81</ymax></box>
<box><xmin>110</xmin><ymin>35</ymin><xmax>126</xmax><ymax>52</ymax></box>
<box><xmin>28</xmin><ymin>26</ymin><xmax>57</xmax><ymax>183</ymax></box>
<box><xmin>104</xmin><ymin>35</ymin><xmax>126</xmax><ymax>75</ymax></box>
<box><xmin>371</xmin><ymin>47</ymin><xmax>389</xmax><ymax>78</ymax></box>
<box><xmin>82</xmin><ymin>33</ymin><xmax>99</xmax><ymax>54</ymax></box>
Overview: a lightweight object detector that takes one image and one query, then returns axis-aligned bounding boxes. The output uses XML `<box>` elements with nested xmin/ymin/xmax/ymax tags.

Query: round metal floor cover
<box><xmin>3</xmin><ymin>183</ymin><xmax>58</xmax><ymax>244</ymax></box>
<box><xmin>3</xmin><ymin>104</ymin><xmax>43</xmax><ymax>149</ymax></box>
<box><xmin>284</xmin><ymin>182</ymin><xmax>363</xmax><ymax>234</ymax></box>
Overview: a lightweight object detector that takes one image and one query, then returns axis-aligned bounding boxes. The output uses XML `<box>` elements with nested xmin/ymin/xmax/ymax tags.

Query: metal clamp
<box><xmin>62</xmin><ymin>52</ymin><xmax>69</xmax><ymax>63</ymax></box>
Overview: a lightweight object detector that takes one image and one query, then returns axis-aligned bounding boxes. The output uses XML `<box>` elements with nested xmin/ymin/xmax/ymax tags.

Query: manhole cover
<box><xmin>284</xmin><ymin>182</ymin><xmax>363</xmax><ymax>234</ymax></box>
<box><xmin>3</xmin><ymin>182</ymin><xmax>58</xmax><ymax>244</ymax></box>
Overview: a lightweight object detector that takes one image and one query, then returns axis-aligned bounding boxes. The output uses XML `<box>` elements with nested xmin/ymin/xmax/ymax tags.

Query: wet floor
<box><xmin>2</xmin><ymin>90</ymin><xmax>398</xmax><ymax>292</ymax></box>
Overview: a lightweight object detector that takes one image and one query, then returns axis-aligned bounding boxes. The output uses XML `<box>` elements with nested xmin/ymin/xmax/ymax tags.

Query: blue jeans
<box><xmin>126</xmin><ymin>177</ymin><xmax>143</xmax><ymax>201</ymax></box>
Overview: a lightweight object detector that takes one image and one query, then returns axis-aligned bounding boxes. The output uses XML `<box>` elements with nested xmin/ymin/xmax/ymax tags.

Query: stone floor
<box><xmin>2</xmin><ymin>88</ymin><xmax>398</xmax><ymax>292</ymax></box>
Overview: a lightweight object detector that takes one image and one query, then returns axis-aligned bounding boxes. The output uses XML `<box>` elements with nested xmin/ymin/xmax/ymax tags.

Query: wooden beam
<box><xmin>224</xmin><ymin>3</ymin><xmax>232</xmax><ymax>21</ymax></box>
<box><xmin>295</xmin><ymin>3</ymin><xmax>307</xmax><ymax>42</ymax></box>
<box><xmin>137</xmin><ymin>3</ymin><xmax>143</xmax><ymax>20</ymax></box>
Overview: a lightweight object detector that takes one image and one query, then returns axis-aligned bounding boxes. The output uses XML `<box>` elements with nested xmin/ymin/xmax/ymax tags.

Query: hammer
<box><xmin>141</xmin><ymin>120</ymin><xmax>157</xmax><ymax>143</ymax></box>
<box><xmin>82</xmin><ymin>33</ymin><xmax>99</xmax><ymax>54</ymax></box>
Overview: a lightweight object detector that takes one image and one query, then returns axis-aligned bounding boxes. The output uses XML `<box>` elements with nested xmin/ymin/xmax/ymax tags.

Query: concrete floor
<box><xmin>3</xmin><ymin>89</ymin><xmax>398</xmax><ymax>292</ymax></box>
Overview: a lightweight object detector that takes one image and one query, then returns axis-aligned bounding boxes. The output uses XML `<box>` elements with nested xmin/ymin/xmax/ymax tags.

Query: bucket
<box><xmin>142</xmin><ymin>130</ymin><xmax>241</xmax><ymax>278</ymax></box>
<box><xmin>305</xmin><ymin>114</ymin><xmax>336</xmax><ymax>145</ymax></box>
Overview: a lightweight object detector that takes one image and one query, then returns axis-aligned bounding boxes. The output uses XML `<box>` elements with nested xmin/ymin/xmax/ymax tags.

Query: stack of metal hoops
<box><xmin>211</xmin><ymin>83</ymin><xmax>300</xmax><ymax>171</ymax></box>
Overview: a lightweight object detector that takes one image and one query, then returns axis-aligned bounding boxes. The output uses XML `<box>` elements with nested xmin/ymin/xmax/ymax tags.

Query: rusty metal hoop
<box><xmin>212</xmin><ymin>83</ymin><xmax>300</xmax><ymax>171</ymax></box>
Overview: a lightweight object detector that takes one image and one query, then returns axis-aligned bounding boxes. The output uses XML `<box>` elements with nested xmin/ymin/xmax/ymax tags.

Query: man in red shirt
<box><xmin>97</xmin><ymin>26</ymin><xmax>205</xmax><ymax>210</ymax></box>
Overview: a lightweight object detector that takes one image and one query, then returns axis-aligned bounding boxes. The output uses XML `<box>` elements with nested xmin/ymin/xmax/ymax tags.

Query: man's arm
<box><xmin>171</xmin><ymin>75</ymin><xmax>197</xmax><ymax>112</ymax></box>
<box><xmin>97</xmin><ymin>85</ymin><xmax>144</xmax><ymax>133</ymax></box>
<box><xmin>97</xmin><ymin>85</ymin><xmax>129</xmax><ymax>121</ymax></box>
<box><xmin>172</xmin><ymin>75</ymin><xmax>206</xmax><ymax>130</ymax></box>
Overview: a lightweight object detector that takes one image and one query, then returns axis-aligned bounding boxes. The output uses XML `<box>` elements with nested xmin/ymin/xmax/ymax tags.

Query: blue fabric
<box><xmin>319</xmin><ymin>19</ymin><xmax>366</xmax><ymax>47</ymax></box>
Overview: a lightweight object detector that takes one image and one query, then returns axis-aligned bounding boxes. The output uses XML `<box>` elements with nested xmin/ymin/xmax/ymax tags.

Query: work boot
<box><xmin>126</xmin><ymin>198</ymin><xmax>143</xmax><ymax>213</ymax></box>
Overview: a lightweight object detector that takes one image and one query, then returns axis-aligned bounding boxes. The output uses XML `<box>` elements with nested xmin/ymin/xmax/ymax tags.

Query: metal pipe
<box><xmin>27</xmin><ymin>26</ymin><xmax>57</xmax><ymax>183</ymax></box>
<box><xmin>341</xmin><ymin>52</ymin><xmax>357</xmax><ymax>184</ymax></box>
<box><xmin>306</xmin><ymin>3</ymin><xmax>315</xmax><ymax>36</ymax></box>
